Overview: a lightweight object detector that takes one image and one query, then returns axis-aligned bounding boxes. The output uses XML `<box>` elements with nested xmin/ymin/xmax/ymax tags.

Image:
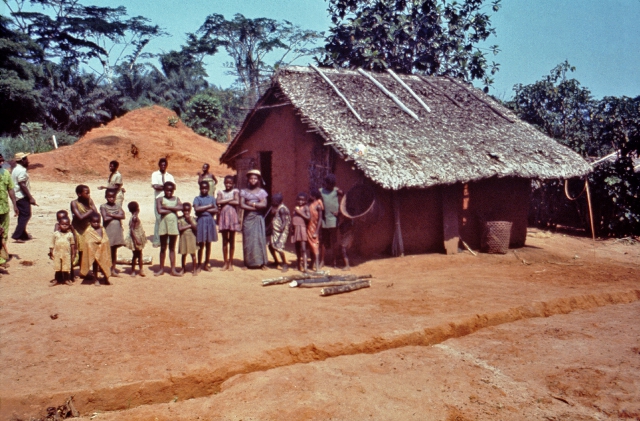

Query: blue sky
<box><xmin>3</xmin><ymin>0</ymin><xmax>639</xmax><ymax>99</ymax></box>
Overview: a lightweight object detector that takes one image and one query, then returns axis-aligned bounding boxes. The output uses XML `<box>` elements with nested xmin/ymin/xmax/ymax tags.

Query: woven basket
<box><xmin>481</xmin><ymin>221</ymin><xmax>513</xmax><ymax>254</ymax></box>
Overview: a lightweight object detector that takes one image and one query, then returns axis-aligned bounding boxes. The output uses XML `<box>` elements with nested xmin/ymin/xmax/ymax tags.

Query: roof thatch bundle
<box><xmin>222</xmin><ymin>66</ymin><xmax>591</xmax><ymax>189</ymax></box>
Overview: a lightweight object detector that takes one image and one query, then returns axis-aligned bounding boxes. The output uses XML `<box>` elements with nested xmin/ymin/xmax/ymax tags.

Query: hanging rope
<box><xmin>564</xmin><ymin>179</ymin><xmax>586</xmax><ymax>201</ymax></box>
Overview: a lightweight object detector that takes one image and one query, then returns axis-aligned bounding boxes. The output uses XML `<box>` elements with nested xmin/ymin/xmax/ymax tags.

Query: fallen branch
<box><xmin>290</xmin><ymin>274</ymin><xmax>372</xmax><ymax>288</ymax></box>
<box><xmin>546</xmin><ymin>261</ymin><xmax>584</xmax><ymax>267</ymax></box>
<box><xmin>262</xmin><ymin>271</ymin><xmax>329</xmax><ymax>286</ymax></box>
<box><xmin>461</xmin><ymin>240</ymin><xmax>477</xmax><ymax>256</ymax></box>
<box><xmin>320</xmin><ymin>280</ymin><xmax>371</xmax><ymax>296</ymax></box>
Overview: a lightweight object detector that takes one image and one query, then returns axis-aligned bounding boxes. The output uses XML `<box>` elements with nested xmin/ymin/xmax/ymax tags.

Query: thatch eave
<box><xmin>222</xmin><ymin>66</ymin><xmax>592</xmax><ymax>188</ymax></box>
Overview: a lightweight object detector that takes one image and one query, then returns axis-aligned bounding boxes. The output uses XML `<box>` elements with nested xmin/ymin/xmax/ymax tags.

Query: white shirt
<box><xmin>11</xmin><ymin>163</ymin><xmax>29</xmax><ymax>200</ymax></box>
<box><xmin>151</xmin><ymin>170</ymin><xmax>175</xmax><ymax>198</ymax></box>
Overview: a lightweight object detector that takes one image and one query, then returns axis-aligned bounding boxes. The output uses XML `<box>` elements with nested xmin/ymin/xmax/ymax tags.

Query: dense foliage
<box><xmin>509</xmin><ymin>62</ymin><xmax>640</xmax><ymax>236</ymax></box>
<box><xmin>321</xmin><ymin>0</ymin><xmax>501</xmax><ymax>89</ymax></box>
<box><xmin>0</xmin><ymin>1</ymin><xmax>321</xmax><ymax>147</ymax></box>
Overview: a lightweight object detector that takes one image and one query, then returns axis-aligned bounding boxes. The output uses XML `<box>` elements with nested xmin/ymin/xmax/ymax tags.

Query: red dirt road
<box><xmin>0</xmin><ymin>179</ymin><xmax>639</xmax><ymax>420</ymax></box>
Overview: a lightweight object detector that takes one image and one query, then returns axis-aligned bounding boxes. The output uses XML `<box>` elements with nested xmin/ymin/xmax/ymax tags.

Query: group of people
<box><xmin>244</xmin><ymin>170</ymin><xmax>353</xmax><ymax>273</ymax></box>
<box><xmin>46</xmin><ymin>157</ymin><xmax>353</xmax><ymax>285</ymax></box>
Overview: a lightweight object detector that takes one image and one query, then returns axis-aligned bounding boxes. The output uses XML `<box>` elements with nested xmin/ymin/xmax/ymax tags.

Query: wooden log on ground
<box><xmin>262</xmin><ymin>271</ymin><xmax>329</xmax><ymax>286</ymax></box>
<box><xmin>116</xmin><ymin>255</ymin><xmax>153</xmax><ymax>265</ymax></box>
<box><xmin>290</xmin><ymin>274</ymin><xmax>372</xmax><ymax>288</ymax></box>
<box><xmin>320</xmin><ymin>280</ymin><xmax>371</xmax><ymax>296</ymax></box>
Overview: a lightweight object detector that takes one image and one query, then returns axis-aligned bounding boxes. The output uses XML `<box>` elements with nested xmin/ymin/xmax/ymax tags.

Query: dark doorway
<box><xmin>259</xmin><ymin>151</ymin><xmax>273</xmax><ymax>201</ymax></box>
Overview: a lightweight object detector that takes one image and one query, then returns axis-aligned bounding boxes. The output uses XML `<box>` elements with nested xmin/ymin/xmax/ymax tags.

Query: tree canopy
<box><xmin>321</xmin><ymin>0</ymin><xmax>501</xmax><ymax>89</ymax></box>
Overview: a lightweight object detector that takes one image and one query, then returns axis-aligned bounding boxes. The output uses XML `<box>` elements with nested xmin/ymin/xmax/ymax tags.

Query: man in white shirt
<box><xmin>11</xmin><ymin>152</ymin><xmax>36</xmax><ymax>242</ymax></box>
<box><xmin>151</xmin><ymin>158</ymin><xmax>175</xmax><ymax>247</ymax></box>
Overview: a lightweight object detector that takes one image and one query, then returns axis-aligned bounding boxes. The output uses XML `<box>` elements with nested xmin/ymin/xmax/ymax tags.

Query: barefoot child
<box><xmin>267</xmin><ymin>193</ymin><xmax>291</xmax><ymax>272</ymax></box>
<box><xmin>81</xmin><ymin>212</ymin><xmax>112</xmax><ymax>286</ymax></box>
<box><xmin>155</xmin><ymin>182</ymin><xmax>182</xmax><ymax>276</ymax></box>
<box><xmin>124</xmin><ymin>201</ymin><xmax>146</xmax><ymax>277</ymax></box>
<box><xmin>193</xmin><ymin>181</ymin><xmax>218</xmax><ymax>272</ymax></box>
<box><xmin>100</xmin><ymin>189</ymin><xmax>125</xmax><ymax>277</ymax></box>
<box><xmin>307</xmin><ymin>190</ymin><xmax>324</xmax><ymax>272</ymax></box>
<box><xmin>291</xmin><ymin>192</ymin><xmax>310</xmax><ymax>272</ymax></box>
<box><xmin>178</xmin><ymin>202</ymin><xmax>198</xmax><ymax>276</ymax></box>
<box><xmin>216</xmin><ymin>175</ymin><xmax>240</xmax><ymax>271</ymax></box>
<box><xmin>70</xmin><ymin>185</ymin><xmax>98</xmax><ymax>279</ymax></box>
<box><xmin>48</xmin><ymin>216</ymin><xmax>76</xmax><ymax>285</ymax></box>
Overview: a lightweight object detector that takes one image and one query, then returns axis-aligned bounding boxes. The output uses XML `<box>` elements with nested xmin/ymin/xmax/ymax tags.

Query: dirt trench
<box><xmin>5</xmin><ymin>289</ymin><xmax>639</xmax><ymax>419</ymax></box>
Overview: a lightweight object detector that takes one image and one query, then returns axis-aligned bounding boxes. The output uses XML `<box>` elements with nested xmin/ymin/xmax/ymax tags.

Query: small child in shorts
<box><xmin>49</xmin><ymin>216</ymin><xmax>76</xmax><ymax>285</ymax></box>
<box><xmin>178</xmin><ymin>202</ymin><xmax>198</xmax><ymax>276</ymax></box>
<box><xmin>291</xmin><ymin>192</ymin><xmax>310</xmax><ymax>272</ymax></box>
<box><xmin>124</xmin><ymin>201</ymin><xmax>146</xmax><ymax>277</ymax></box>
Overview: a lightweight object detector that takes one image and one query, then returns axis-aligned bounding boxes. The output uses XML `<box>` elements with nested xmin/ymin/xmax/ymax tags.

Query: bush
<box><xmin>183</xmin><ymin>93</ymin><xmax>223</xmax><ymax>141</ymax></box>
<box><xmin>0</xmin><ymin>123</ymin><xmax>77</xmax><ymax>159</ymax></box>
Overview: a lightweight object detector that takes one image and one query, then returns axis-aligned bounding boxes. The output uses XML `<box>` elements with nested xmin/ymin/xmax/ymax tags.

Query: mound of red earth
<box><xmin>29</xmin><ymin>106</ymin><xmax>229</xmax><ymax>180</ymax></box>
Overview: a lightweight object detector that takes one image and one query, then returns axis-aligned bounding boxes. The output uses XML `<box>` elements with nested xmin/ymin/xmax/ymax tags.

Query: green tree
<box><xmin>183</xmin><ymin>88</ymin><xmax>245</xmax><ymax>142</ymax></box>
<box><xmin>509</xmin><ymin>61</ymin><xmax>595</xmax><ymax>155</ymax></box>
<box><xmin>509</xmin><ymin>63</ymin><xmax>640</xmax><ymax>236</ymax></box>
<box><xmin>183</xmin><ymin>92</ymin><xmax>223</xmax><ymax>140</ymax></box>
<box><xmin>4</xmin><ymin>0</ymin><xmax>165</xmax><ymax>82</ymax></box>
<box><xmin>195</xmin><ymin>13</ymin><xmax>323</xmax><ymax>105</ymax></box>
<box><xmin>321</xmin><ymin>0</ymin><xmax>501</xmax><ymax>89</ymax></box>
<box><xmin>0</xmin><ymin>15</ymin><xmax>44</xmax><ymax>133</ymax></box>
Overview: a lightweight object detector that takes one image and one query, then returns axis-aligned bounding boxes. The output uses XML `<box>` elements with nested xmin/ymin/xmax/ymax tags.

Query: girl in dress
<box><xmin>178</xmin><ymin>202</ymin><xmax>198</xmax><ymax>276</ymax></box>
<box><xmin>193</xmin><ymin>181</ymin><xmax>218</xmax><ymax>272</ymax></box>
<box><xmin>124</xmin><ymin>201</ymin><xmax>146</xmax><ymax>277</ymax></box>
<box><xmin>216</xmin><ymin>175</ymin><xmax>240</xmax><ymax>271</ymax></box>
<box><xmin>291</xmin><ymin>192</ymin><xmax>310</xmax><ymax>272</ymax></box>
<box><xmin>267</xmin><ymin>193</ymin><xmax>291</xmax><ymax>272</ymax></box>
<box><xmin>239</xmin><ymin>170</ymin><xmax>268</xmax><ymax>270</ymax></box>
<box><xmin>155</xmin><ymin>182</ymin><xmax>182</xmax><ymax>277</ymax></box>
<box><xmin>100</xmin><ymin>189</ymin><xmax>125</xmax><ymax>277</ymax></box>
<box><xmin>307</xmin><ymin>190</ymin><xmax>324</xmax><ymax>272</ymax></box>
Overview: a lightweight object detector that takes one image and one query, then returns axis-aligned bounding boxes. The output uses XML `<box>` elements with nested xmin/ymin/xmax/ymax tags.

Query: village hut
<box><xmin>220</xmin><ymin>66</ymin><xmax>592</xmax><ymax>256</ymax></box>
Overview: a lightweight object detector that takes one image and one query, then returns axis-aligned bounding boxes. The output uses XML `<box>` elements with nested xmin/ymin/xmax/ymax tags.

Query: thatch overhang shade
<box><xmin>221</xmin><ymin>66</ymin><xmax>592</xmax><ymax>189</ymax></box>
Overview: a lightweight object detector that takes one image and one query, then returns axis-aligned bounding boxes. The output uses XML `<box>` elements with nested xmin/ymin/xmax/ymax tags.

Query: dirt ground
<box><xmin>1</xmin><ymin>178</ymin><xmax>639</xmax><ymax>421</ymax></box>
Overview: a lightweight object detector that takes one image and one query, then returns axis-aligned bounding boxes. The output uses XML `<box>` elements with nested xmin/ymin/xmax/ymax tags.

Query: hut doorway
<box><xmin>259</xmin><ymin>151</ymin><xmax>273</xmax><ymax>200</ymax></box>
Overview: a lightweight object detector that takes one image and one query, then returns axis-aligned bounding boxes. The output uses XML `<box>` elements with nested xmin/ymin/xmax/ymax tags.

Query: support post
<box><xmin>442</xmin><ymin>184</ymin><xmax>462</xmax><ymax>255</ymax></box>
<box><xmin>391</xmin><ymin>190</ymin><xmax>404</xmax><ymax>257</ymax></box>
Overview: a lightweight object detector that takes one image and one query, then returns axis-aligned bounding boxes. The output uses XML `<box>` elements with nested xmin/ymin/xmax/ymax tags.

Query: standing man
<box><xmin>319</xmin><ymin>174</ymin><xmax>343</xmax><ymax>268</ymax></box>
<box><xmin>11</xmin><ymin>152</ymin><xmax>36</xmax><ymax>243</ymax></box>
<box><xmin>0</xmin><ymin>154</ymin><xmax>18</xmax><ymax>260</ymax></box>
<box><xmin>151</xmin><ymin>158</ymin><xmax>175</xmax><ymax>247</ymax></box>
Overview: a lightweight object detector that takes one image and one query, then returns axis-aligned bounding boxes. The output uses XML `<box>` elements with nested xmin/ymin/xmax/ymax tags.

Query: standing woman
<box><xmin>239</xmin><ymin>170</ymin><xmax>268</xmax><ymax>270</ymax></box>
<box><xmin>197</xmin><ymin>163</ymin><xmax>218</xmax><ymax>197</ymax></box>
<box><xmin>98</xmin><ymin>160</ymin><xmax>126</xmax><ymax>207</ymax></box>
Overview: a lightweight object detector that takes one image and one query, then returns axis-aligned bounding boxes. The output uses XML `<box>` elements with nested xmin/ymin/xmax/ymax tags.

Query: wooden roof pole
<box><xmin>445</xmin><ymin>76</ymin><xmax>515</xmax><ymax>123</ymax></box>
<box><xmin>417</xmin><ymin>75</ymin><xmax>463</xmax><ymax>108</ymax></box>
<box><xmin>357</xmin><ymin>68</ymin><xmax>421</xmax><ymax>122</ymax></box>
<box><xmin>310</xmin><ymin>64</ymin><xmax>364</xmax><ymax>123</ymax></box>
<box><xmin>386</xmin><ymin>69</ymin><xmax>431</xmax><ymax>113</ymax></box>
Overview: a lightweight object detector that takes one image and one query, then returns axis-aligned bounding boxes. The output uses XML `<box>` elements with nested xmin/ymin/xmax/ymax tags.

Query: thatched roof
<box><xmin>221</xmin><ymin>66</ymin><xmax>591</xmax><ymax>189</ymax></box>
